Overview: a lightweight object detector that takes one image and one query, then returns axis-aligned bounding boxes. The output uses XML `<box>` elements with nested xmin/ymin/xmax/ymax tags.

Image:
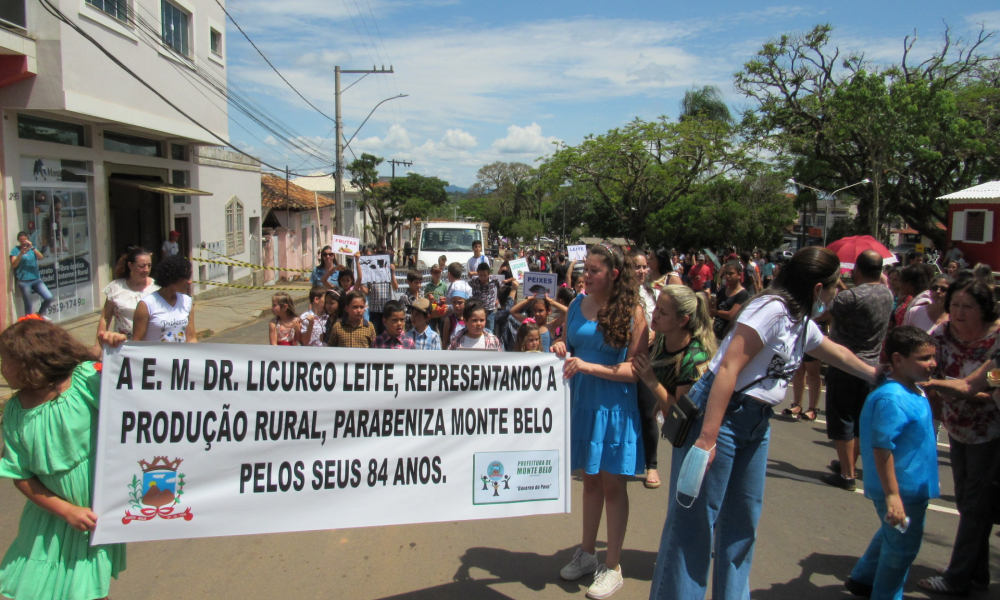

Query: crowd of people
<box><xmin>2</xmin><ymin>236</ymin><xmax>999</xmax><ymax>600</ymax></box>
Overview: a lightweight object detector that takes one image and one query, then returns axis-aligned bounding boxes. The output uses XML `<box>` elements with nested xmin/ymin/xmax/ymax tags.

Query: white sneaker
<box><xmin>560</xmin><ymin>548</ymin><xmax>599</xmax><ymax>580</ymax></box>
<box><xmin>587</xmin><ymin>564</ymin><xmax>623</xmax><ymax>599</ymax></box>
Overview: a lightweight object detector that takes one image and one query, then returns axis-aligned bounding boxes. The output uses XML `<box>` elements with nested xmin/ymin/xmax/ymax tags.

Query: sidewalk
<box><xmin>0</xmin><ymin>282</ymin><xmax>312</xmax><ymax>403</ymax></box>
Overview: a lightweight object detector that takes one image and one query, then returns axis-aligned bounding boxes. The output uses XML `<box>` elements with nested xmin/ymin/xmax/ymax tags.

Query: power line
<box><xmin>214</xmin><ymin>0</ymin><xmax>338</xmax><ymax>125</ymax></box>
<box><xmin>37</xmin><ymin>0</ymin><xmax>329</xmax><ymax>176</ymax></box>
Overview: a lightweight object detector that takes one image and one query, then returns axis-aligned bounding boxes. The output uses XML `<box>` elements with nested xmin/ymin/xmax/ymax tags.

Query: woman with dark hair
<box><xmin>918</xmin><ymin>278</ymin><xmax>1000</xmax><ymax>596</ymax></box>
<box><xmin>10</xmin><ymin>231</ymin><xmax>53</xmax><ymax>316</ymax></box>
<box><xmin>649</xmin><ymin>247</ymin><xmax>878</xmax><ymax>600</ymax></box>
<box><xmin>96</xmin><ymin>246</ymin><xmax>157</xmax><ymax>341</ymax></box>
<box><xmin>132</xmin><ymin>255</ymin><xmax>197</xmax><ymax>343</ymax></box>
<box><xmin>894</xmin><ymin>265</ymin><xmax>930</xmax><ymax>327</ymax></box>
<box><xmin>904</xmin><ymin>274</ymin><xmax>951</xmax><ymax>332</ymax></box>
<box><xmin>648</xmin><ymin>247</ymin><xmax>682</xmax><ymax>292</ymax></box>
<box><xmin>310</xmin><ymin>245</ymin><xmax>341</xmax><ymax>290</ymax></box>
<box><xmin>552</xmin><ymin>243</ymin><xmax>648</xmax><ymax>599</ymax></box>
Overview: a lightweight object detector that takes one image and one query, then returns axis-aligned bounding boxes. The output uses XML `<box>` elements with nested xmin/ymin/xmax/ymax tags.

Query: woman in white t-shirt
<box><xmin>132</xmin><ymin>255</ymin><xmax>197</xmax><ymax>343</ymax></box>
<box><xmin>96</xmin><ymin>246</ymin><xmax>158</xmax><ymax>342</ymax></box>
<box><xmin>649</xmin><ymin>247</ymin><xmax>878</xmax><ymax>600</ymax></box>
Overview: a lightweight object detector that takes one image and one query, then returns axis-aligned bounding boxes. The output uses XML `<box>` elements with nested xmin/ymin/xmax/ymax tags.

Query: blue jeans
<box><xmin>649</xmin><ymin>371</ymin><xmax>773</xmax><ymax>600</ymax></box>
<box><xmin>16</xmin><ymin>279</ymin><xmax>53</xmax><ymax>316</ymax></box>
<box><xmin>485</xmin><ymin>310</ymin><xmax>495</xmax><ymax>333</ymax></box>
<box><xmin>850</xmin><ymin>499</ymin><xmax>928</xmax><ymax>600</ymax></box>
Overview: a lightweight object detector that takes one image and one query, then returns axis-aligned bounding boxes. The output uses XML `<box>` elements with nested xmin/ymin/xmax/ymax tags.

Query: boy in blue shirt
<box><xmin>846</xmin><ymin>326</ymin><xmax>940</xmax><ymax>600</ymax></box>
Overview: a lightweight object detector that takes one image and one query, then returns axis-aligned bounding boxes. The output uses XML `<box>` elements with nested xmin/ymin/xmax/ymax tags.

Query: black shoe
<box><xmin>827</xmin><ymin>460</ymin><xmax>861</xmax><ymax>478</ymax></box>
<box><xmin>845</xmin><ymin>577</ymin><xmax>873</xmax><ymax>598</ymax></box>
<box><xmin>822</xmin><ymin>472</ymin><xmax>857</xmax><ymax>492</ymax></box>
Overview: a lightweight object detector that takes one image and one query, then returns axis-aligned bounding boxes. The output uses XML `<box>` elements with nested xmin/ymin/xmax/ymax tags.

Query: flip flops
<box><xmin>800</xmin><ymin>408</ymin><xmax>818</xmax><ymax>421</ymax></box>
<box><xmin>781</xmin><ymin>404</ymin><xmax>802</xmax><ymax>418</ymax></box>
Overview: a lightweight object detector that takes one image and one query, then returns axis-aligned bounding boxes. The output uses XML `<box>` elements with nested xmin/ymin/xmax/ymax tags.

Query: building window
<box><xmin>965</xmin><ymin>211</ymin><xmax>986</xmax><ymax>242</ymax></box>
<box><xmin>18</xmin><ymin>115</ymin><xmax>86</xmax><ymax>147</ymax></box>
<box><xmin>210</xmin><ymin>27</ymin><xmax>222</xmax><ymax>56</ymax></box>
<box><xmin>104</xmin><ymin>131</ymin><xmax>163</xmax><ymax>157</ymax></box>
<box><xmin>226</xmin><ymin>197</ymin><xmax>245</xmax><ymax>255</ymax></box>
<box><xmin>171</xmin><ymin>143</ymin><xmax>187</xmax><ymax>161</ymax></box>
<box><xmin>86</xmin><ymin>0</ymin><xmax>128</xmax><ymax>22</ymax></box>
<box><xmin>161</xmin><ymin>1</ymin><xmax>189</xmax><ymax>57</ymax></box>
<box><xmin>172</xmin><ymin>170</ymin><xmax>189</xmax><ymax>204</ymax></box>
<box><xmin>0</xmin><ymin>0</ymin><xmax>26</xmax><ymax>30</ymax></box>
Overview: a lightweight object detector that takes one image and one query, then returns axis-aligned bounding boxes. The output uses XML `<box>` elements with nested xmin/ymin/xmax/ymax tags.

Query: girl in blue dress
<box><xmin>552</xmin><ymin>243</ymin><xmax>648</xmax><ymax>599</ymax></box>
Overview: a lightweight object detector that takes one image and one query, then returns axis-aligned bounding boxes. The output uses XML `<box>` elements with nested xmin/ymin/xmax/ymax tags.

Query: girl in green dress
<box><xmin>0</xmin><ymin>316</ymin><xmax>127</xmax><ymax>600</ymax></box>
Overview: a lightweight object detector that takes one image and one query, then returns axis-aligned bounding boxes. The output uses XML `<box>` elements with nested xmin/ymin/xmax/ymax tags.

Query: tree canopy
<box><xmin>736</xmin><ymin>24</ymin><xmax>1000</xmax><ymax>248</ymax></box>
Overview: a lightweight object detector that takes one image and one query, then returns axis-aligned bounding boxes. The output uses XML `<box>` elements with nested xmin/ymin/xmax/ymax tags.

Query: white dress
<box><xmin>140</xmin><ymin>292</ymin><xmax>192</xmax><ymax>342</ymax></box>
<box><xmin>102</xmin><ymin>278</ymin><xmax>158</xmax><ymax>339</ymax></box>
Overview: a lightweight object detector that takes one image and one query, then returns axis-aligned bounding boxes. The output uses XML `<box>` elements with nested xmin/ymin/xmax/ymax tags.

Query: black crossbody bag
<box><xmin>662</xmin><ymin>315</ymin><xmax>809</xmax><ymax>448</ymax></box>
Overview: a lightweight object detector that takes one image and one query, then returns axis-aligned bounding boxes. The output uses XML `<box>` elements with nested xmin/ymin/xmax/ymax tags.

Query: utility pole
<box><xmin>387</xmin><ymin>159</ymin><xmax>412</xmax><ymax>179</ymax></box>
<box><xmin>335</xmin><ymin>65</ymin><xmax>395</xmax><ymax>238</ymax></box>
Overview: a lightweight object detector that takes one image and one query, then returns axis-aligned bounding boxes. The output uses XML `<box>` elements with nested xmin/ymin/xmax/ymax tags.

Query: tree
<box><xmin>647</xmin><ymin>172</ymin><xmax>797</xmax><ymax>251</ymax></box>
<box><xmin>348</xmin><ymin>154</ymin><xmax>449</xmax><ymax>248</ymax></box>
<box><xmin>467</xmin><ymin>161</ymin><xmax>534</xmax><ymax>225</ymax></box>
<box><xmin>735</xmin><ymin>24</ymin><xmax>1000</xmax><ymax>248</ymax></box>
<box><xmin>680</xmin><ymin>85</ymin><xmax>732</xmax><ymax>123</ymax></box>
<box><xmin>536</xmin><ymin>116</ymin><xmax>742</xmax><ymax>246</ymax></box>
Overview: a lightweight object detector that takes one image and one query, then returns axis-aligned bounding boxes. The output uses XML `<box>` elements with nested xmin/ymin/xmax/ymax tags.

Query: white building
<box><xmin>290</xmin><ymin>173</ymin><xmax>364</xmax><ymax>240</ymax></box>
<box><xmin>0</xmin><ymin>0</ymin><xmax>262</xmax><ymax>326</ymax></box>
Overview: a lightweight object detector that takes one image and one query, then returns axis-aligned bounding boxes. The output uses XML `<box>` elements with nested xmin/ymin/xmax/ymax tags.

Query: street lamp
<box><xmin>788</xmin><ymin>178</ymin><xmax>871</xmax><ymax>246</ymax></box>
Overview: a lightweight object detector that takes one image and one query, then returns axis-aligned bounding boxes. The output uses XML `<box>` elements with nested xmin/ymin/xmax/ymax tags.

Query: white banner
<box><xmin>523</xmin><ymin>272</ymin><xmax>557</xmax><ymax>298</ymax></box>
<box><xmin>567</xmin><ymin>245</ymin><xmax>588</xmax><ymax>262</ymax></box>
<box><xmin>332</xmin><ymin>235</ymin><xmax>360</xmax><ymax>256</ymax></box>
<box><xmin>92</xmin><ymin>344</ymin><xmax>570</xmax><ymax>544</ymax></box>
<box><xmin>358</xmin><ymin>254</ymin><xmax>392</xmax><ymax>283</ymax></box>
<box><xmin>508</xmin><ymin>258</ymin><xmax>529</xmax><ymax>283</ymax></box>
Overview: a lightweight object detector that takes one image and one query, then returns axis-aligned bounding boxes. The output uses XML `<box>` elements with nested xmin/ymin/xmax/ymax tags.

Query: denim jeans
<box><xmin>485</xmin><ymin>310</ymin><xmax>495</xmax><ymax>334</ymax></box>
<box><xmin>16</xmin><ymin>279</ymin><xmax>53</xmax><ymax>316</ymax></box>
<box><xmin>649</xmin><ymin>370</ymin><xmax>774</xmax><ymax>600</ymax></box>
<box><xmin>850</xmin><ymin>499</ymin><xmax>928</xmax><ymax>600</ymax></box>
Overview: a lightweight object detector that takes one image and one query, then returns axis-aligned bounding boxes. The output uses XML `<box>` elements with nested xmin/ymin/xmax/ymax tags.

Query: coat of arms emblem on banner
<box><xmin>123</xmin><ymin>457</ymin><xmax>194</xmax><ymax>524</ymax></box>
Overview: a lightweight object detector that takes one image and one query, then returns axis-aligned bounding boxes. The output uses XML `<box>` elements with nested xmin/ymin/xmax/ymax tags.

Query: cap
<box><xmin>449</xmin><ymin>288</ymin><xmax>470</xmax><ymax>300</ymax></box>
<box><xmin>697</xmin><ymin>253</ymin><xmax>706</xmax><ymax>261</ymax></box>
<box><xmin>408</xmin><ymin>298</ymin><xmax>432</xmax><ymax>315</ymax></box>
<box><xmin>169</xmin><ymin>230</ymin><xmax>181</xmax><ymax>237</ymax></box>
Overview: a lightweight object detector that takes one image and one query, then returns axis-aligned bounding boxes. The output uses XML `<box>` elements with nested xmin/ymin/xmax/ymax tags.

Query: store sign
<box><xmin>91</xmin><ymin>344</ymin><xmax>571</xmax><ymax>544</ymax></box>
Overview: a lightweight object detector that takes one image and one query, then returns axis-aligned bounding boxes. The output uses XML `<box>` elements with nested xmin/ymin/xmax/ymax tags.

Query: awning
<box><xmin>110</xmin><ymin>179</ymin><xmax>213</xmax><ymax>196</ymax></box>
<box><xmin>63</xmin><ymin>166</ymin><xmax>94</xmax><ymax>177</ymax></box>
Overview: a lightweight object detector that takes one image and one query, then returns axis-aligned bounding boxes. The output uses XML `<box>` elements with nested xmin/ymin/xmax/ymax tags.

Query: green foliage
<box><xmin>128</xmin><ymin>475</ymin><xmax>142</xmax><ymax>509</ymax></box>
<box><xmin>735</xmin><ymin>24</ymin><xmax>1000</xmax><ymax>249</ymax></box>
<box><xmin>648</xmin><ymin>174</ymin><xmax>796</xmax><ymax>250</ymax></box>
<box><xmin>348</xmin><ymin>154</ymin><xmax>449</xmax><ymax>247</ymax></box>
<box><xmin>680</xmin><ymin>85</ymin><xmax>732</xmax><ymax>123</ymax></box>
<box><xmin>536</xmin><ymin>116</ymin><xmax>743</xmax><ymax>246</ymax></box>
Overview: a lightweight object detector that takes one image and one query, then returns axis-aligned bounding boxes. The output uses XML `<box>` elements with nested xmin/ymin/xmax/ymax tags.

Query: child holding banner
<box><xmin>328</xmin><ymin>290</ymin><xmax>376</xmax><ymax>348</ymax></box>
<box><xmin>448</xmin><ymin>300</ymin><xmax>503</xmax><ymax>351</ymax></box>
<box><xmin>0</xmin><ymin>317</ymin><xmax>128</xmax><ymax>600</ymax></box>
<box><xmin>515</xmin><ymin>319</ymin><xmax>542</xmax><ymax>352</ymax></box>
<box><xmin>552</xmin><ymin>243</ymin><xmax>648</xmax><ymax>599</ymax></box>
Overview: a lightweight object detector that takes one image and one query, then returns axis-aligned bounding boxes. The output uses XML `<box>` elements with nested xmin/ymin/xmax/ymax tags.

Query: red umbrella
<box><xmin>826</xmin><ymin>235</ymin><xmax>898</xmax><ymax>273</ymax></box>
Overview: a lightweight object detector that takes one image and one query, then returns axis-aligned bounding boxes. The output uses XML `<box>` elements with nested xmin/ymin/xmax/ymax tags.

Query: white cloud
<box><xmin>967</xmin><ymin>11</ymin><xmax>1000</xmax><ymax>29</ymax></box>
<box><xmin>441</xmin><ymin>128</ymin><xmax>477</xmax><ymax>149</ymax></box>
<box><xmin>491</xmin><ymin>123</ymin><xmax>560</xmax><ymax>155</ymax></box>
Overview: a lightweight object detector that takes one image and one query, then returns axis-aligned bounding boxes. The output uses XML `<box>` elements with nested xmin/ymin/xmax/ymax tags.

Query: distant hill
<box><xmin>445</xmin><ymin>185</ymin><xmax>468</xmax><ymax>193</ymax></box>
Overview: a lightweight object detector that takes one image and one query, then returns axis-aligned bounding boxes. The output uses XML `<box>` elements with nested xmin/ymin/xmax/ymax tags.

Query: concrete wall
<box><xmin>0</xmin><ymin>0</ymin><xmax>228</xmax><ymax>143</ymax></box>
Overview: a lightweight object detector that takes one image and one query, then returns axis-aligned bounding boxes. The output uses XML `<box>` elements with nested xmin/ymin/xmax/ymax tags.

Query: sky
<box><xmin>223</xmin><ymin>1</ymin><xmax>1000</xmax><ymax>188</ymax></box>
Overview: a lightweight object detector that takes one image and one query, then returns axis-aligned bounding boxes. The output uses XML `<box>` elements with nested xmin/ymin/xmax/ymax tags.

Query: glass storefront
<box><xmin>17</xmin><ymin>157</ymin><xmax>95</xmax><ymax>322</ymax></box>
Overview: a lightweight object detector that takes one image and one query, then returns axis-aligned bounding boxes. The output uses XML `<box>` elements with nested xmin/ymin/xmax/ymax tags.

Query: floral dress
<box><xmin>930</xmin><ymin>323</ymin><xmax>1000</xmax><ymax>444</ymax></box>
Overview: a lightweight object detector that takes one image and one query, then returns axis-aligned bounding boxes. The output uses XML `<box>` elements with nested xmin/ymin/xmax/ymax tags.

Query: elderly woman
<box><xmin>919</xmin><ymin>278</ymin><xmax>1000</xmax><ymax>595</ymax></box>
<box><xmin>96</xmin><ymin>246</ymin><xmax>158</xmax><ymax>341</ymax></box>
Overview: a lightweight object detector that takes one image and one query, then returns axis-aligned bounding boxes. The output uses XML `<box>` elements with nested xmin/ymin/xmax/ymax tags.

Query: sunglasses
<box><xmin>321</xmin><ymin>253</ymin><xmax>334</xmax><ymax>257</ymax></box>
<box><xmin>930</xmin><ymin>285</ymin><xmax>949</xmax><ymax>293</ymax></box>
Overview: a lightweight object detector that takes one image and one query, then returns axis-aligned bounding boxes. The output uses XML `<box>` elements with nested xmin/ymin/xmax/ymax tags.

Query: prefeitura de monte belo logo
<box><xmin>123</xmin><ymin>457</ymin><xmax>194</xmax><ymax>524</ymax></box>
<box><xmin>480</xmin><ymin>460</ymin><xmax>512</xmax><ymax>497</ymax></box>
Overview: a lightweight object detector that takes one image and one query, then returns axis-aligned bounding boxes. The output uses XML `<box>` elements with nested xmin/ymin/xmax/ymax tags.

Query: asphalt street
<box><xmin>0</xmin><ymin>316</ymin><xmax>996</xmax><ymax>599</ymax></box>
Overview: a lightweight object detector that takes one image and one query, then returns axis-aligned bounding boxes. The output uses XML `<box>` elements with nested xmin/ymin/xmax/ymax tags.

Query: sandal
<box><xmin>800</xmin><ymin>409</ymin><xmax>818</xmax><ymax>421</ymax></box>
<box><xmin>917</xmin><ymin>576</ymin><xmax>968</xmax><ymax>596</ymax></box>
<box><xmin>781</xmin><ymin>404</ymin><xmax>802</xmax><ymax>418</ymax></box>
<box><xmin>644</xmin><ymin>470</ymin><xmax>661</xmax><ymax>489</ymax></box>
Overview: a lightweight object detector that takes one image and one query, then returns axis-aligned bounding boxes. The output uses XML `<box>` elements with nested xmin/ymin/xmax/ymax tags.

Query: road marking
<box><xmin>765</xmin><ymin>468</ymin><xmax>959</xmax><ymax>516</ymax></box>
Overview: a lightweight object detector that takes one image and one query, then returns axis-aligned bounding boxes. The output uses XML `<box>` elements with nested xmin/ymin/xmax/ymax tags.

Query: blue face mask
<box><xmin>676</xmin><ymin>443</ymin><xmax>715</xmax><ymax>508</ymax></box>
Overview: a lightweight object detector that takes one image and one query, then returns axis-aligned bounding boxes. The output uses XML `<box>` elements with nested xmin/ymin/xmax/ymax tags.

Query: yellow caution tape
<box><xmin>188</xmin><ymin>255</ymin><xmax>314</xmax><ymax>273</ymax></box>
<box><xmin>194</xmin><ymin>280</ymin><xmax>308</xmax><ymax>292</ymax></box>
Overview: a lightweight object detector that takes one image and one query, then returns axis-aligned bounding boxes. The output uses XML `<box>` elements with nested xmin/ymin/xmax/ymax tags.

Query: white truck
<box><xmin>412</xmin><ymin>221</ymin><xmax>490</xmax><ymax>273</ymax></box>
